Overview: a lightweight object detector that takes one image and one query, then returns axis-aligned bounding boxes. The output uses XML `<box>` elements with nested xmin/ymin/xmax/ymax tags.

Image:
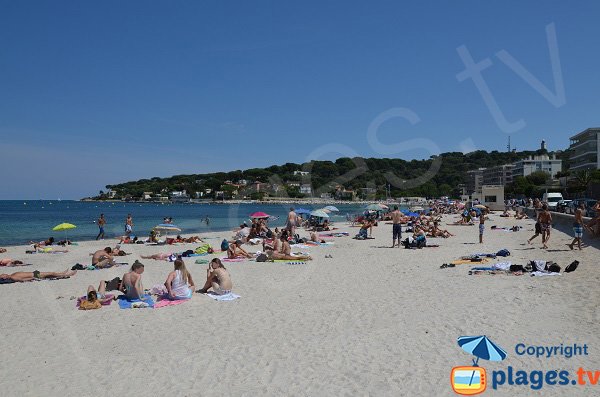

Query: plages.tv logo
<box><xmin>451</xmin><ymin>335</ymin><xmax>507</xmax><ymax>395</ymax></box>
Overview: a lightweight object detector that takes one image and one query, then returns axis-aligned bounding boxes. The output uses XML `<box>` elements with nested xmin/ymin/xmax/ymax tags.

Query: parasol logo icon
<box><xmin>451</xmin><ymin>335</ymin><xmax>507</xmax><ymax>395</ymax></box>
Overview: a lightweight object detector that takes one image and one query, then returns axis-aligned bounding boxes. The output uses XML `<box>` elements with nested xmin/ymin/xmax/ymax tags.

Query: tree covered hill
<box><xmin>99</xmin><ymin>149</ymin><xmax>549</xmax><ymax>200</ymax></box>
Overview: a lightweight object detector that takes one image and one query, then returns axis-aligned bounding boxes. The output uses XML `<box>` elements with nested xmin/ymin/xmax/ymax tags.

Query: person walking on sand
<box><xmin>538</xmin><ymin>204</ymin><xmax>553</xmax><ymax>249</ymax></box>
<box><xmin>286</xmin><ymin>207</ymin><xmax>298</xmax><ymax>235</ymax></box>
<box><xmin>96</xmin><ymin>213</ymin><xmax>106</xmax><ymax>240</ymax></box>
<box><xmin>478</xmin><ymin>210</ymin><xmax>486</xmax><ymax>244</ymax></box>
<box><xmin>125</xmin><ymin>214</ymin><xmax>133</xmax><ymax>236</ymax></box>
<box><xmin>391</xmin><ymin>205</ymin><xmax>402</xmax><ymax>248</ymax></box>
<box><xmin>569</xmin><ymin>203</ymin><xmax>585</xmax><ymax>250</ymax></box>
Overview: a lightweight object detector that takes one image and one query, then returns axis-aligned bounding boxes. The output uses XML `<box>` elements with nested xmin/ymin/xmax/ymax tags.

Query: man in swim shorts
<box><xmin>391</xmin><ymin>206</ymin><xmax>402</xmax><ymax>248</ymax></box>
<box><xmin>96</xmin><ymin>213</ymin><xmax>106</xmax><ymax>240</ymax></box>
<box><xmin>0</xmin><ymin>269</ymin><xmax>76</xmax><ymax>283</ymax></box>
<box><xmin>569</xmin><ymin>203</ymin><xmax>585</xmax><ymax>250</ymax></box>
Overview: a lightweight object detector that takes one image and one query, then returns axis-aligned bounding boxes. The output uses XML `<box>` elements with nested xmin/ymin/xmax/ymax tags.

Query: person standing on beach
<box><xmin>286</xmin><ymin>207</ymin><xmax>297</xmax><ymax>235</ymax></box>
<box><xmin>478</xmin><ymin>210</ymin><xmax>485</xmax><ymax>244</ymax></box>
<box><xmin>391</xmin><ymin>205</ymin><xmax>402</xmax><ymax>248</ymax></box>
<box><xmin>569</xmin><ymin>203</ymin><xmax>585</xmax><ymax>250</ymax></box>
<box><xmin>538</xmin><ymin>204</ymin><xmax>552</xmax><ymax>249</ymax></box>
<box><xmin>125</xmin><ymin>214</ymin><xmax>133</xmax><ymax>236</ymax></box>
<box><xmin>96</xmin><ymin>214</ymin><xmax>106</xmax><ymax>240</ymax></box>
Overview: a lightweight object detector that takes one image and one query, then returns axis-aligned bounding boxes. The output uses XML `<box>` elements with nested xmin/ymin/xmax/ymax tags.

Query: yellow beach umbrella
<box><xmin>52</xmin><ymin>223</ymin><xmax>76</xmax><ymax>241</ymax></box>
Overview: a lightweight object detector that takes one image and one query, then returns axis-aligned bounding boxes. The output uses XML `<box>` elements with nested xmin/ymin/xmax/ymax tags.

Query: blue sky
<box><xmin>1</xmin><ymin>1</ymin><xmax>599</xmax><ymax>199</ymax></box>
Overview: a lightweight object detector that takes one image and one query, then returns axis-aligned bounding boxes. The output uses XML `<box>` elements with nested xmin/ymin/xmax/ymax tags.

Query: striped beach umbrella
<box><xmin>457</xmin><ymin>335</ymin><xmax>507</xmax><ymax>363</ymax></box>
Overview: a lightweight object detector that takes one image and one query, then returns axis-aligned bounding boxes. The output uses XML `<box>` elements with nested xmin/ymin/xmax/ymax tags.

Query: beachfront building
<box><xmin>470</xmin><ymin>185</ymin><xmax>505</xmax><ymax>211</ymax></box>
<box><xmin>568</xmin><ymin>128</ymin><xmax>600</xmax><ymax>171</ymax></box>
<box><xmin>483</xmin><ymin>164</ymin><xmax>515</xmax><ymax>186</ymax></box>
<box><xmin>512</xmin><ymin>154</ymin><xmax>562</xmax><ymax>179</ymax></box>
<box><xmin>293</xmin><ymin>171</ymin><xmax>310</xmax><ymax>176</ymax></box>
<box><xmin>170</xmin><ymin>190</ymin><xmax>190</xmax><ymax>203</ymax></box>
<box><xmin>466</xmin><ymin>168</ymin><xmax>485</xmax><ymax>194</ymax></box>
<box><xmin>300</xmin><ymin>184</ymin><xmax>312</xmax><ymax>195</ymax></box>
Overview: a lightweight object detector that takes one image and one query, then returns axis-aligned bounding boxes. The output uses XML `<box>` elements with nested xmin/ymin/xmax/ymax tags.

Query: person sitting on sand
<box><xmin>0</xmin><ymin>269</ymin><xmax>76</xmax><ymax>283</ymax></box>
<box><xmin>0</xmin><ymin>248</ymin><xmax>6</xmax><ymax>253</ymax></box>
<box><xmin>431</xmin><ymin>222</ymin><xmax>453</xmax><ymax>238</ymax></box>
<box><xmin>148</xmin><ymin>230</ymin><xmax>159</xmax><ymax>244</ymax></box>
<box><xmin>141</xmin><ymin>252</ymin><xmax>175</xmax><ymax>261</ymax></box>
<box><xmin>197</xmin><ymin>258</ymin><xmax>233</xmax><ymax>295</ymax></box>
<box><xmin>80</xmin><ymin>281</ymin><xmax>114</xmax><ymax>310</ymax></box>
<box><xmin>91</xmin><ymin>247</ymin><xmax>116</xmax><ymax>268</ymax></box>
<box><xmin>0</xmin><ymin>259</ymin><xmax>25</xmax><ymax>266</ymax></box>
<box><xmin>164</xmin><ymin>258</ymin><xmax>195</xmax><ymax>300</ymax></box>
<box><xmin>122</xmin><ymin>261</ymin><xmax>145</xmax><ymax>300</ymax></box>
<box><xmin>267</xmin><ymin>232</ymin><xmax>312</xmax><ymax>261</ymax></box>
<box><xmin>227</xmin><ymin>240</ymin><xmax>252</xmax><ymax>259</ymax></box>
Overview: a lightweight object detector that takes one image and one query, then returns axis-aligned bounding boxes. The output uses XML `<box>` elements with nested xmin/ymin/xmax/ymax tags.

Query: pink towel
<box><xmin>154</xmin><ymin>299</ymin><xmax>190</xmax><ymax>308</ymax></box>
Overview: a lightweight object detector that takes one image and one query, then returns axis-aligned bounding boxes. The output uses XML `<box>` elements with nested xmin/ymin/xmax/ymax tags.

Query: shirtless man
<box><xmin>569</xmin><ymin>203</ymin><xmax>585</xmax><ymax>250</ymax></box>
<box><xmin>584</xmin><ymin>201</ymin><xmax>600</xmax><ymax>236</ymax></box>
<box><xmin>0</xmin><ymin>259</ymin><xmax>25</xmax><ymax>266</ymax></box>
<box><xmin>390</xmin><ymin>206</ymin><xmax>402</xmax><ymax>247</ymax></box>
<box><xmin>538</xmin><ymin>204</ymin><xmax>553</xmax><ymax>249</ymax></box>
<box><xmin>0</xmin><ymin>269</ymin><xmax>76</xmax><ymax>283</ymax></box>
<box><xmin>197</xmin><ymin>258</ymin><xmax>233</xmax><ymax>295</ymax></box>
<box><xmin>91</xmin><ymin>247</ymin><xmax>116</xmax><ymax>268</ymax></box>
<box><xmin>122</xmin><ymin>261</ymin><xmax>145</xmax><ymax>300</ymax></box>
<box><xmin>96</xmin><ymin>214</ymin><xmax>106</xmax><ymax>240</ymax></box>
<box><xmin>478</xmin><ymin>211</ymin><xmax>486</xmax><ymax>244</ymax></box>
<box><xmin>227</xmin><ymin>240</ymin><xmax>252</xmax><ymax>259</ymax></box>
<box><xmin>286</xmin><ymin>207</ymin><xmax>298</xmax><ymax>235</ymax></box>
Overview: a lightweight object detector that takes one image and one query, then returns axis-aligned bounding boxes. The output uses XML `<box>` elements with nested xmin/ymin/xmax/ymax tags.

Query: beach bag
<box><xmin>256</xmin><ymin>253</ymin><xmax>268</xmax><ymax>262</ymax></box>
<box><xmin>496</xmin><ymin>249</ymin><xmax>510</xmax><ymax>257</ymax></box>
<box><xmin>181</xmin><ymin>249</ymin><xmax>194</xmax><ymax>257</ymax></box>
<box><xmin>565</xmin><ymin>261</ymin><xmax>579</xmax><ymax>273</ymax></box>
<box><xmin>509</xmin><ymin>264</ymin><xmax>524</xmax><ymax>272</ymax></box>
<box><xmin>105</xmin><ymin>277</ymin><xmax>122</xmax><ymax>291</ymax></box>
<box><xmin>221</xmin><ymin>239</ymin><xmax>229</xmax><ymax>251</ymax></box>
<box><xmin>546</xmin><ymin>262</ymin><xmax>561</xmax><ymax>273</ymax></box>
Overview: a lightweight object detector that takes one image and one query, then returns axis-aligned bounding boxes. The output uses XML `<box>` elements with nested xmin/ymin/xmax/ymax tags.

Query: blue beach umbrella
<box><xmin>457</xmin><ymin>335</ymin><xmax>507</xmax><ymax>364</ymax></box>
<box><xmin>310</xmin><ymin>210</ymin><xmax>329</xmax><ymax>218</ymax></box>
<box><xmin>324</xmin><ymin>205</ymin><xmax>339</xmax><ymax>212</ymax></box>
<box><xmin>295</xmin><ymin>208</ymin><xmax>312</xmax><ymax>215</ymax></box>
<box><xmin>458</xmin><ymin>335</ymin><xmax>507</xmax><ymax>387</ymax></box>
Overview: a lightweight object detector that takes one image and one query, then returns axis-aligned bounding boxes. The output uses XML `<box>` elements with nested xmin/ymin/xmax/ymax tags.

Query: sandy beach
<box><xmin>1</xmin><ymin>212</ymin><xmax>599</xmax><ymax>396</ymax></box>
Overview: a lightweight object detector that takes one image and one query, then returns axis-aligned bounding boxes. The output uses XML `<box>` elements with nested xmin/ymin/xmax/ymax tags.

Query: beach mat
<box><xmin>154</xmin><ymin>298</ymin><xmax>190</xmax><ymax>309</ymax></box>
<box><xmin>450</xmin><ymin>258</ymin><xmax>491</xmax><ymax>265</ymax></box>
<box><xmin>204</xmin><ymin>292</ymin><xmax>241</xmax><ymax>301</ymax></box>
<box><xmin>118</xmin><ymin>294</ymin><xmax>155</xmax><ymax>309</ymax></box>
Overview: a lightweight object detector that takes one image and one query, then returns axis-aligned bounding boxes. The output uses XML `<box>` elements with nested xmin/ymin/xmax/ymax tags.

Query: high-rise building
<box><xmin>568</xmin><ymin>128</ymin><xmax>600</xmax><ymax>171</ymax></box>
<box><xmin>483</xmin><ymin>164</ymin><xmax>515</xmax><ymax>186</ymax></box>
<box><xmin>466</xmin><ymin>168</ymin><xmax>485</xmax><ymax>194</ymax></box>
<box><xmin>512</xmin><ymin>154</ymin><xmax>562</xmax><ymax>179</ymax></box>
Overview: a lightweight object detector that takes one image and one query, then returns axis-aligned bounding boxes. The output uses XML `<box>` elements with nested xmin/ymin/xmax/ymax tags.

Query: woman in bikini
<box><xmin>197</xmin><ymin>258</ymin><xmax>232</xmax><ymax>295</ymax></box>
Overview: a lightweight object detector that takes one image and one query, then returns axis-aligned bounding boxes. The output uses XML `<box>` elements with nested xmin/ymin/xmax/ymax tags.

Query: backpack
<box><xmin>221</xmin><ymin>239</ymin><xmax>229</xmax><ymax>251</ymax></box>
<box><xmin>565</xmin><ymin>260</ymin><xmax>579</xmax><ymax>273</ymax></box>
<box><xmin>256</xmin><ymin>253</ymin><xmax>268</xmax><ymax>262</ymax></box>
<box><xmin>496</xmin><ymin>249</ymin><xmax>511</xmax><ymax>257</ymax></box>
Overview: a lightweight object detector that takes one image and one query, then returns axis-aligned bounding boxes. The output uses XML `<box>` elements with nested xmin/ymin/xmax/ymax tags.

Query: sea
<box><xmin>0</xmin><ymin>200</ymin><xmax>367</xmax><ymax>246</ymax></box>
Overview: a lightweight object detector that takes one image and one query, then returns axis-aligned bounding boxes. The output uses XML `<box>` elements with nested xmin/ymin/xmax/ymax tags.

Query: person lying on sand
<box><xmin>0</xmin><ymin>258</ymin><xmax>25</xmax><ymax>266</ymax></box>
<box><xmin>164</xmin><ymin>258</ymin><xmax>195</xmax><ymax>300</ymax></box>
<box><xmin>122</xmin><ymin>261</ymin><xmax>145</xmax><ymax>300</ymax></box>
<box><xmin>175</xmin><ymin>235</ymin><xmax>203</xmax><ymax>244</ymax></box>
<box><xmin>80</xmin><ymin>281</ymin><xmax>115</xmax><ymax>309</ymax></box>
<box><xmin>29</xmin><ymin>237</ymin><xmax>54</xmax><ymax>249</ymax></box>
<box><xmin>227</xmin><ymin>240</ymin><xmax>252</xmax><ymax>259</ymax></box>
<box><xmin>141</xmin><ymin>252</ymin><xmax>175</xmax><ymax>261</ymax></box>
<box><xmin>0</xmin><ymin>269</ymin><xmax>76</xmax><ymax>282</ymax></box>
<box><xmin>91</xmin><ymin>247</ymin><xmax>116</xmax><ymax>268</ymax></box>
<box><xmin>0</xmin><ymin>248</ymin><xmax>6</xmax><ymax>253</ymax></box>
<box><xmin>196</xmin><ymin>258</ymin><xmax>232</xmax><ymax>295</ymax></box>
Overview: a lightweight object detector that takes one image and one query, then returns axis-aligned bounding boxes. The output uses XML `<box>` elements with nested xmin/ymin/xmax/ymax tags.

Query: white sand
<box><xmin>1</xmin><ymin>213</ymin><xmax>599</xmax><ymax>396</ymax></box>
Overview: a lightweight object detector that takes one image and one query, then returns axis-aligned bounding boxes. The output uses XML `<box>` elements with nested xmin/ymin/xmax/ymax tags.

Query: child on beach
<box><xmin>479</xmin><ymin>211</ymin><xmax>485</xmax><ymax>244</ymax></box>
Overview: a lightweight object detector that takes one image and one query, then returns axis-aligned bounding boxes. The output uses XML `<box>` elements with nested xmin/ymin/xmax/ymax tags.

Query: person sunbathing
<box><xmin>141</xmin><ymin>252</ymin><xmax>176</xmax><ymax>261</ymax></box>
<box><xmin>227</xmin><ymin>240</ymin><xmax>252</xmax><ymax>259</ymax></box>
<box><xmin>79</xmin><ymin>281</ymin><xmax>114</xmax><ymax>310</ymax></box>
<box><xmin>196</xmin><ymin>258</ymin><xmax>232</xmax><ymax>295</ymax></box>
<box><xmin>267</xmin><ymin>234</ymin><xmax>312</xmax><ymax>261</ymax></box>
<box><xmin>0</xmin><ymin>248</ymin><xmax>6</xmax><ymax>253</ymax></box>
<box><xmin>122</xmin><ymin>261</ymin><xmax>145</xmax><ymax>300</ymax></box>
<box><xmin>164</xmin><ymin>258</ymin><xmax>195</xmax><ymax>300</ymax></box>
<box><xmin>91</xmin><ymin>247</ymin><xmax>116</xmax><ymax>268</ymax></box>
<box><xmin>0</xmin><ymin>268</ymin><xmax>76</xmax><ymax>282</ymax></box>
<box><xmin>30</xmin><ymin>237</ymin><xmax>55</xmax><ymax>249</ymax></box>
<box><xmin>0</xmin><ymin>258</ymin><xmax>25</xmax><ymax>266</ymax></box>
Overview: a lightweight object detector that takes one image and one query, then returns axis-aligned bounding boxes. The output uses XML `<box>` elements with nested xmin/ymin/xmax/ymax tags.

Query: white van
<box><xmin>542</xmin><ymin>192</ymin><xmax>564</xmax><ymax>210</ymax></box>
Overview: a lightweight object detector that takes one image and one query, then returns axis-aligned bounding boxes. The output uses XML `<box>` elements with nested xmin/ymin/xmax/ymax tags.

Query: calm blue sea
<box><xmin>0</xmin><ymin>201</ymin><xmax>365</xmax><ymax>246</ymax></box>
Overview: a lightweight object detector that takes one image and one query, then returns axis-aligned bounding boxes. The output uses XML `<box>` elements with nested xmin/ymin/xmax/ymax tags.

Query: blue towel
<box><xmin>471</xmin><ymin>267</ymin><xmax>495</xmax><ymax>271</ymax></box>
<box><xmin>118</xmin><ymin>294</ymin><xmax>155</xmax><ymax>309</ymax></box>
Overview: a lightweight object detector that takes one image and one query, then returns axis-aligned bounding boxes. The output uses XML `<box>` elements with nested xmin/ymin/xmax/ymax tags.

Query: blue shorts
<box><xmin>479</xmin><ymin>224</ymin><xmax>485</xmax><ymax>234</ymax></box>
<box><xmin>393</xmin><ymin>224</ymin><xmax>402</xmax><ymax>240</ymax></box>
<box><xmin>573</xmin><ymin>224</ymin><xmax>583</xmax><ymax>238</ymax></box>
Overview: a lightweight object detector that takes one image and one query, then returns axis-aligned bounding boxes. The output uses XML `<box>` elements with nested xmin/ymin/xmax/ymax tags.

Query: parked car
<box><xmin>568</xmin><ymin>198</ymin><xmax>598</xmax><ymax>217</ymax></box>
<box><xmin>556</xmin><ymin>199</ymin><xmax>572</xmax><ymax>213</ymax></box>
<box><xmin>542</xmin><ymin>192</ymin><xmax>564</xmax><ymax>211</ymax></box>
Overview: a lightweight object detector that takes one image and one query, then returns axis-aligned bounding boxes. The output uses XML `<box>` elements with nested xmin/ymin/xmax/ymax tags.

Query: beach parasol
<box><xmin>377</xmin><ymin>204</ymin><xmax>389</xmax><ymax>210</ymax></box>
<box><xmin>153</xmin><ymin>223</ymin><xmax>181</xmax><ymax>235</ymax></box>
<box><xmin>250</xmin><ymin>211</ymin><xmax>270</xmax><ymax>219</ymax></box>
<box><xmin>310</xmin><ymin>209</ymin><xmax>330</xmax><ymax>218</ymax></box>
<box><xmin>324</xmin><ymin>205</ymin><xmax>340</xmax><ymax>212</ymax></box>
<box><xmin>410</xmin><ymin>206</ymin><xmax>424</xmax><ymax>212</ymax></box>
<box><xmin>474</xmin><ymin>204</ymin><xmax>487</xmax><ymax>209</ymax></box>
<box><xmin>458</xmin><ymin>335</ymin><xmax>507</xmax><ymax>386</ymax></box>
<box><xmin>52</xmin><ymin>222</ymin><xmax>76</xmax><ymax>241</ymax></box>
<box><xmin>295</xmin><ymin>208</ymin><xmax>312</xmax><ymax>215</ymax></box>
<box><xmin>365</xmin><ymin>204</ymin><xmax>382</xmax><ymax>211</ymax></box>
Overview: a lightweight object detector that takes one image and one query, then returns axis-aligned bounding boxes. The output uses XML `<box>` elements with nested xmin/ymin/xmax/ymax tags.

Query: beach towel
<box><xmin>117</xmin><ymin>295</ymin><xmax>155</xmax><ymax>309</ymax></box>
<box><xmin>204</xmin><ymin>292</ymin><xmax>241</xmax><ymax>301</ymax></box>
<box><xmin>471</xmin><ymin>267</ymin><xmax>495</xmax><ymax>271</ymax></box>
<box><xmin>221</xmin><ymin>257</ymin><xmax>247</xmax><ymax>262</ymax></box>
<box><xmin>272</xmin><ymin>260</ymin><xmax>306</xmax><ymax>265</ymax></box>
<box><xmin>491</xmin><ymin>262</ymin><xmax>512</xmax><ymax>271</ymax></box>
<box><xmin>154</xmin><ymin>299</ymin><xmax>190</xmax><ymax>309</ymax></box>
<box><xmin>195</xmin><ymin>258</ymin><xmax>210</xmax><ymax>264</ymax></box>
<box><xmin>531</xmin><ymin>271</ymin><xmax>561</xmax><ymax>277</ymax></box>
<box><xmin>290</xmin><ymin>244</ymin><xmax>312</xmax><ymax>249</ymax></box>
<box><xmin>76</xmin><ymin>294</ymin><xmax>114</xmax><ymax>308</ymax></box>
<box><xmin>451</xmin><ymin>258</ymin><xmax>491</xmax><ymax>265</ymax></box>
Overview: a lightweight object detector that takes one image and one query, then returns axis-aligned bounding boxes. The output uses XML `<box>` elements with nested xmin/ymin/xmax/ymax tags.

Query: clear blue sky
<box><xmin>1</xmin><ymin>1</ymin><xmax>599</xmax><ymax>199</ymax></box>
